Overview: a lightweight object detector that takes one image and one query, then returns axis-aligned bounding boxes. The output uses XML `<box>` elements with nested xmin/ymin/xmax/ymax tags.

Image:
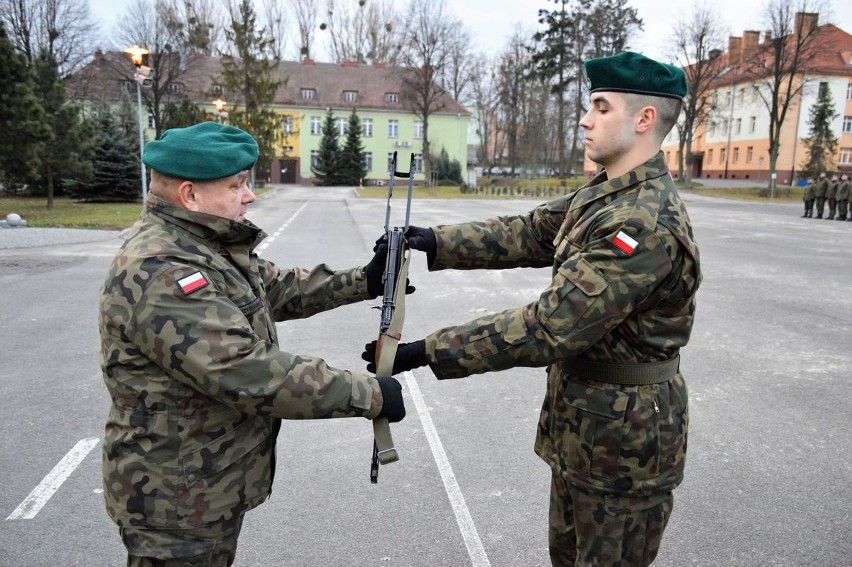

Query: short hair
<box><xmin>627</xmin><ymin>94</ymin><xmax>682</xmax><ymax>140</ymax></box>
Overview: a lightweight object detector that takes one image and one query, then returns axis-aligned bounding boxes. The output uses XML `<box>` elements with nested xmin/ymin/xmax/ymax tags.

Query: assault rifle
<box><xmin>371</xmin><ymin>151</ymin><xmax>415</xmax><ymax>484</ymax></box>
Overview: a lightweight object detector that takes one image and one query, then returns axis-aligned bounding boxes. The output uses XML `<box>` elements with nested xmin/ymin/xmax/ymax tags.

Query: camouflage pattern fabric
<box><xmin>420</xmin><ymin>152</ymin><xmax>700</xmax><ymax>562</ymax></box>
<box><xmin>836</xmin><ymin>180</ymin><xmax>850</xmax><ymax>220</ymax></box>
<box><xmin>815</xmin><ymin>178</ymin><xmax>829</xmax><ymax>217</ymax></box>
<box><xmin>122</xmin><ymin>512</ymin><xmax>243</xmax><ymax>565</ymax></box>
<box><xmin>100</xmin><ymin>195</ymin><xmax>382</xmax><ymax>532</ymax></box>
<box><xmin>803</xmin><ymin>182</ymin><xmax>815</xmax><ymax>217</ymax></box>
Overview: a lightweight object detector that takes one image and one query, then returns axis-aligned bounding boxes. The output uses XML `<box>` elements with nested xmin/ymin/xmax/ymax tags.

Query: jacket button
<box><xmin>187</xmin><ymin>473</ymin><xmax>196</xmax><ymax>483</ymax></box>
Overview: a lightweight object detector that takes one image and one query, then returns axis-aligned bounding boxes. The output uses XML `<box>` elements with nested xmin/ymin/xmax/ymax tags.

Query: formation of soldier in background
<box><xmin>802</xmin><ymin>172</ymin><xmax>851</xmax><ymax>220</ymax></box>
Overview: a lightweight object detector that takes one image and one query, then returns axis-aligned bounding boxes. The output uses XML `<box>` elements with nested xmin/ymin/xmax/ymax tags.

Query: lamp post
<box><xmin>124</xmin><ymin>45</ymin><xmax>150</xmax><ymax>203</ymax></box>
<box><xmin>211</xmin><ymin>98</ymin><xmax>229</xmax><ymax>122</ymax></box>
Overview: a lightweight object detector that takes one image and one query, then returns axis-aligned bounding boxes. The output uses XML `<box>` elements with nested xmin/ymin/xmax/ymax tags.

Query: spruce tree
<box><xmin>312</xmin><ymin>109</ymin><xmax>342</xmax><ymax>185</ymax></box>
<box><xmin>340</xmin><ymin>109</ymin><xmax>367</xmax><ymax>185</ymax></box>
<box><xmin>69</xmin><ymin>103</ymin><xmax>141</xmax><ymax>202</ymax></box>
<box><xmin>0</xmin><ymin>24</ymin><xmax>49</xmax><ymax>187</ymax></box>
<box><xmin>800</xmin><ymin>83</ymin><xmax>838</xmax><ymax>179</ymax></box>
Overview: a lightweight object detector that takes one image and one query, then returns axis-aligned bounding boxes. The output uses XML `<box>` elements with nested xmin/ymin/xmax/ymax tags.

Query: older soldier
<box><xmin>837</xmin><ymin>174</ymin><xmax>850</xmax><ymax>221</ymax></box>
<box><xmin>364</xmin><ymin>51</ymin><xmax>700</xmax><ymax>566</ymax></box>
<box><xmin>814</xmin><ymin>172</ymin><xmax>829</xmax><ymax>218</ymax></box>
<box><xmin>99</xmin><ymin>121</ymin><xmax>405</xmax><ymax>566</ymax></box>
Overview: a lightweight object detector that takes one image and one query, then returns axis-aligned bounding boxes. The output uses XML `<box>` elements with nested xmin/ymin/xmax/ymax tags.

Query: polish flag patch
<box><xmin>612</xmin><ymin>231</ymin><xmax>638</xmax><ymax>255</ymax></box>
<box><xmin>177</xmin><ymin>271</ymin><xmax>209</xmax><ymax>295</ymax></box>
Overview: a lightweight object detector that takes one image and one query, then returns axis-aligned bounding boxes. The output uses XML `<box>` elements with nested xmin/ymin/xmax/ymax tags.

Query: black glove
<box><xmin>362</xmin><ymin>339</ymin><xmax>428</xmax><ymax>375</ymax></box>
<box><xmin>376</xmin><ymin>377</ymin><xmax>405</xmax><ymax>423</ymax></box>
<box><xmin>364</xmin><ymin>241</ymin><xmax>388</xmax><ymax>298</ymax></box>
<box><xmin>404</xmin><ymin>225</ymin><xmax>437</xmax><ymax>266</ymax></box>
<box><xmin>365</xmin><ymin>237</ymin><xmax>415</xmax><ymax>299</ymax></box>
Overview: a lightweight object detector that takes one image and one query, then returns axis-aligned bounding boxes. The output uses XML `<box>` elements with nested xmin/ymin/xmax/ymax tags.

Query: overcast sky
<box><xmin>88</xmin><ymin>0</ymin><xmax>852</xmax><ymax>63</ymax></box>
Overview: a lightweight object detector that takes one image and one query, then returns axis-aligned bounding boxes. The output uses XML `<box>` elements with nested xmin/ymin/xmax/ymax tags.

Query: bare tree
<box><xmin>496</xmin><ymin>29</ymin><xmax>534</xmax><ymax>175</ymax></box>
<box><xmin>0</xmin><ymin>0</ymin><xmax>97</xmax><ymax>76</ymax></box>
<box><xmin>746</xmin><ymin>0</ymin><xmax>826</xmax><ymax>185</ymax></box>
<box><xmin>321</xmin><ymin>0</ymin><xmax>401</xmax><ymax>64</ymax></box>
<box><xmin>398</xmin><ymin>0</ymin><xmax>460</xmax><ymax>181</ymax></box>
<box><xmin>162</xmin><ymin>0</ymin><xmax>224</xmax><ymax>56</ymax></box>
<box><xmin>439</xmin><ymin>24</ymin><xmax>474</xmax><ymax>104</ymax></box>
<box><xmin>293</xmin><ymin>0</ymin><xmax>319</xmax><ymax>59</ymax></box>
<box><xmin>260</xmin><ymin>0</ymin><xmax>287</xmax><ymax>60</ymax></box>
<box><xmin>468</xmin><ymin>54</ymin><xmax>500</xmax><ymax>168</ymax></box>
<box><xmin>670</xmin><ymin>4</ymin><xmax>728</xmax><ymax>187</ymax></box>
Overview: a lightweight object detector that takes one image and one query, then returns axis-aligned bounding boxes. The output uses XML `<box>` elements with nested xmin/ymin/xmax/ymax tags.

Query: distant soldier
<box><xmin>826</xmin><ymin>174</ymin><xmax>839</xmax><ymax>219</ymax></box>
<box><xmin>837</xmin><ymin>174</ymin><xmax>850</xmax><ymax>221</ymax></box>
<box><xmin>814</xmin><ymin>172</ymin><xmax>829</xmax><ymax>218</ymax></box>
<box><xmin>802</xmin><ymin>178</ymin><xmax>815</xmax><ymax>218</ymax></box>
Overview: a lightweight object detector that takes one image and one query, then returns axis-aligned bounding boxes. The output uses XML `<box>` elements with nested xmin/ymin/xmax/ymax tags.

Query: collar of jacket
<box><xmin>144</xmin><ymin>194</ymin><xmax>266</xmax><ymax>248</ymax></box>
<box><xmin>569</xmin><ymin>151</ymin><xmax>669</xmax><ymax>213</ymax></box>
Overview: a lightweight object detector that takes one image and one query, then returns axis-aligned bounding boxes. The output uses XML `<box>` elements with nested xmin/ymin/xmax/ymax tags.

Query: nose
<box><xmin>579</xmin><ymin>109</ymin><xmax>592</xmax><ymax>130</ymax></box>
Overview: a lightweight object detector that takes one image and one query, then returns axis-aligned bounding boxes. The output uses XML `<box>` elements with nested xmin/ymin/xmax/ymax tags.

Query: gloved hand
<box><xmin>376</xmin><ymin>377</ymin><xmax>406</xmax><ymax>423</ymax></box>
<box><xmin>362</xmin><ymin>339</ymin><xmax>428</xmax><ymax>375</ymax></box>
<box><xmin>364</xmin><ymin>238</ymin><xmax>415</xmax><ymax>299</ymax></box>
<box><xmin>403</xmin><ymin>225</ymin><xmax>437</xmax><ymax>258</ymax></box>
<box><xmin>364</xmin><ymin>241</ymin><xmax>388</xmax><ymax>298</ymax></box>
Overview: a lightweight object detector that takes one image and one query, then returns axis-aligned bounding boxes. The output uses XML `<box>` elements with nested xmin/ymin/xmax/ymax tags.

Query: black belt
<box><xmin>561</xmin><ymin>355</ymin><xmax>680</xmax><ymax>385</ymax></box>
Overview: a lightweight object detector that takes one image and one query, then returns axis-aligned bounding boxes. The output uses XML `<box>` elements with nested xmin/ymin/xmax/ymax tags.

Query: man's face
<box><xmin>193</xmin><ymin>171</ymin><xmax>255</xmax><ymax>222</ymax></box>
<box><xmin>579</xmin><ymin>92</ymin><xmax>637</xmax><ymax>168</ymax></box>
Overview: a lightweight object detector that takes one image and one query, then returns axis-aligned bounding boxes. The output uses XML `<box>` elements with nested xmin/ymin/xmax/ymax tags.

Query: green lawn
<box><xmin>0</xmin><ymin>197</ymin><xmax>143</xmax><ymax>230</ymax></box>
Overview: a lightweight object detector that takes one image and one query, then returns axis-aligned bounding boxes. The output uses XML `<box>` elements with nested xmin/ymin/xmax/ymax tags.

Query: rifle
<box><xmin>371</xmin><ymin>151</ymin><xmax>415</xmax><ymax>484</ymax></box>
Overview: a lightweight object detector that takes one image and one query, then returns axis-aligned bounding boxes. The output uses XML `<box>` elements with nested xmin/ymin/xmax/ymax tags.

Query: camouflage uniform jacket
<box><xmin>815</xmin><ymin>178</ymin><xmax>829</xmax><ymax>197</ymax></box>
<box><xmin>837</xmin><ymin>180</ymin><xmax>850</xmax><ymax>201</ymax></box>
<box><xmin>827</xmin><ymin>180</ymin><xmax>838</xmax><ymax>199</ymax></box>
<box><xmin>803</xmin><ymin>182</ymin><xmax>815</xmax><ymax>201</ymax></box>
<box><xmin>99</xmin><ymin>195</ymin><xmax>381</xmax><ymax>529</ymax></box>
<box><xmin>423</xmin><ymin>152</ymin><xmax>700</xmax><ymax>497</ymax></box>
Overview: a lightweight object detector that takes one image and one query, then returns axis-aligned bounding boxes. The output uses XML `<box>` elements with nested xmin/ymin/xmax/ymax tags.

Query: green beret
<box><xmin>143</xmin><ymin>121</ymin><xmax>258</xmax><ymax>181</ymax></box>
<box><xmin>584</xmin><ymin>51</ymin><xmax>687</xmax><ymax>100</ymax></box>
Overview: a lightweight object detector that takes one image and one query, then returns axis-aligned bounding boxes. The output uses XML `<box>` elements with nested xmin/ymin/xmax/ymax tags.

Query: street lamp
<box><xmin>211</xmin><ymin>97</ymin><xmax>229</xmax><ymax>122</ymax></box>
<box><xmin>124</xmin><ymin>45</ymin><xmax>151</xmax><ymax>203</ymax></box>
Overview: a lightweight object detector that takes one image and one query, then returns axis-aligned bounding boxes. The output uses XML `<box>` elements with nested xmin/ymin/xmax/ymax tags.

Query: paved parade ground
<box><xmin>1</xmin><ymin>186</ymin><xmax>849</xmax><ymax>566</ymax></box>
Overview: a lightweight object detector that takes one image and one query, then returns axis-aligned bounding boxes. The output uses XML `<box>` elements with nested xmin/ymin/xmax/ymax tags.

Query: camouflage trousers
<box><xmin>121</xmin><ymin>513</ymin><xmax>244</xmax><ymax>567</ymax></box>
<box><xmin>548</xmin><ymin>474</ymin><xmax>673</xmax><ymax>567</ymax></box>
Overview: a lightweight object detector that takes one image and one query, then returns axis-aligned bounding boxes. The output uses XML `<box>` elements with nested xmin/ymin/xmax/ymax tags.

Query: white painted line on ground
<box><xmin>7</xmin><ymin>437</ymin><xmax>100</xmax><ymax>520</ymax></box>
<box><xmin>404</xmin><ymin>371</ymin><xmax>491</xmax><ymax>567</ymax></box>
<box><xmin>256</xmin><ymin>201</ymin><xmax>308</xmax><ymax>256</ymax></box>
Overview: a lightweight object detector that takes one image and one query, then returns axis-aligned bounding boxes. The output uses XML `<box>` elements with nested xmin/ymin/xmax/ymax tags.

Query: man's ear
<box><xmin>176</xmin><ymin>181</ymin><xmax>200</xmax><ymax>211</ymax></box>
<box><xmin>635</xmin><ymin>106</ymin><xmax>657</xmax><ymax>135</ymax></box>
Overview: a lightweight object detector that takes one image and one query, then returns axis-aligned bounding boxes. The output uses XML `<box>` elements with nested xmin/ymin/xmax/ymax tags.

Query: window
<box><xmin>282</xmin><ymin>145</ymin><xmax>294</xmax><ymax>154</ymax></box>
<box><xmin>722</xmin><ymin>119</ymin><xmax>729</xmax><ymax>136</ymax></box>
<box><xmin>282</xmin><ymin>115</ymin><xmax>294</xmax><ymax>134</ymax></box>
<box><xmin>343</xmin><ymin>90</ymin><xmax>358</xmax><ymax>102</ymax></box>
<box><xmin>724</xmin><ymin>91</ymin><xmax>731</xmax><ymax>107</ymax></box>
<box><xmin>839</xmin><ymin>147</ymin><xmax>852</xmax><ymax>164</ymax></box>
<box><xmin>310</xmin><ymin>150</ymin><xmax>319</xmax><ymax>169</ymax></box>
<box><xmin>336</xmin><ymin>117</ymin><xmax>347</xmax><ymax>136</ymax></box>
<box><xmin>147</xmin><ymin>112</ymin><xmax>155</xmax><ymax>129</ymax></box>
<box><xmin>750</xmin><ymin>116</ymin><xmax>756</xmax><ymax>133</ymax></box>
<box><xmin>738</xmin><ymin>88</ymin><xmax>745</xmax><ymax>104</ymax></box>
<box><xmin>363</xmin><ymin>152</ymin><xmax>373</xmax><ymax>172</ymax></box>
<box><xmin>733</xmin><ymin>147</ymin><xmax>739</xmax><ymax>163</ymax></box>
<box><xmin>847</xmin><ymin>83</ymin><xmax>852</xmax><ymax>100</ymax></box>
<box><xmin>310</xmin><ymin>116</ymin><xmax>322</xmax><ymax>135</ymax></box>
<box><xmin>413</xmin><ymin>121</ymin><xmax>424</xmax><ymax>139</ymax></box>
<box><xmin>707</xmin><ymin>149</ymin><xmax>713</xmax><ymax>163</ymax></box>
<box><xmin>301</xmin><ymin>88</ymin><xmax>316</xmax><ymax>100</ymax></box>
<box><xmin>388</xmin><ymin>119</ymin><xmax>399</xmax><ymax>138</ymax></box>
<box><xmin>168</xmin><ymin>82</ymin><xmax>184</xmax><ymax>93</ymax></box>
<box><xmin>751</xmin><ymin>86</ymin><xmax>759</xmax><ymax>103</ymax></box>
<box><xmin>709</xmin><ymin>122</ymin><xmax>716</xmax><ymax>137</ymax></box>
<box><xmin>720</xmin><ymin>147</ymin><xmax>726</xmax><ymax>163</ymax></box>
<box><xmin>211</xmin><ymin>84</ymin><xmax>223</xmax><ymax>95</ymax></box>
<box><xmin>747</xmin><ymin>146</ymin><xmax>754</xmax><ymax>163</ymax></box>
<box><xmin>361</xmin><ymin>118</ymin><xmax>373</xmax><ymax>137</ymax></box>
<box><xmin>818</xmin><ymin>82</ymin><xmax>829</xmax><ymax>97</ymax></box>
<box><xmin>413</xmin><ymin>154</ymin><xmax>423</xmax><ymax>173</ymax></box>
<box><xmin>385</xmin><ymin>92</ymin><xmax>399</xmax><ymax>104</ymax></box>
<box><xmin>844</xmin><ymin>116</ymin><xmax>852</xmax><ymax>133</ymax></box>
<box><xmin>735</xmin><ymin>118</ymin><xmax>742</xmax><ymax>134</ymax></box>
<box><xmin>666</xmin><ymin>151</ymin><xmax>671</xmax><ymax>163</ymax></box>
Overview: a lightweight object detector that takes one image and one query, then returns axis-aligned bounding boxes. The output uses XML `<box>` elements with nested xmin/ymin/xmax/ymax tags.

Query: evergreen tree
<box><xmin>30</xmin><ymin>50</ymin><xmax>96</xmax><ymax>208</ymax></box>
<box><xmin>312</xmin><ymin>109</ymin><xmax>342</xmax><ymax>185</ymax></box>
<box><xmin>160</xmin><ymin>96</ymin><xmax>212</xmax><ymax>132</ymax></box>
<box><xmin>433</xmin><ymin>147</ymin><xmax>463</xmax><ymax>184</ymax></box>
<box><xmin>219</xmin><ymin>0</ymin><xmax>283</xmax><ymax>181</ymax></box>
<box><xmin>340</xmin><ymin>109</ymin><xmax>367</xmax><ymax>185</ymax></box>
<box><xmin>0</xmin><ymin>24</ymin><xmax>50</xmax><ymax>188</ymax></box>
<box><xmin>69</xmin><ymin>103</ymin><xmax>141</xmax><ymax>202</ymax></box>
<box><xmin>800</xmin><ymin>83</ymin><xmax>838</xmax><ymax>179</ymax></box>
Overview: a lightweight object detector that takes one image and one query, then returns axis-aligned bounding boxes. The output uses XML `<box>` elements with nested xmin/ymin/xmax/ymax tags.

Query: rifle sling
<box><xmin>372</xmin><ymin>245</ymin><xmax>411</xmax><ymax>466</ymax></box>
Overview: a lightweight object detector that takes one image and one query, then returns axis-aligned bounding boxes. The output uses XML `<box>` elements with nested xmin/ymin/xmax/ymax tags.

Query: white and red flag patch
<box><xmin>612</xmin><ymin>231</ymin><xmax>638</xmax><ymax>255</ymax></box>
<box><xmin>177</xmin><ymin>271</ymin><xmax>209</xmax><ymax>295</ymax></box>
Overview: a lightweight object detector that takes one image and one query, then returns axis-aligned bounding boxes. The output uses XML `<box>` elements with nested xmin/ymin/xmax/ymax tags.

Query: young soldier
<box><xmin>814</xmin><ymin>172</ymin><xmax>829</xmax><ymax>218</ymax></box>
<box><xmin>802</xmin><ymin>178</ymin><xmax>816</xmax><ymax>218</ymax></box>
<box><xmin>837</xmin><ymin>174</ymin><xmax>850</xmax><ymax>221</ymax></box>
<box><xmin>364</xmin><ymin>52</ymin><xmax>700</xmax><ymax>566</ymax></box>
<box><xmin>826</xmin><ymin>174</ymin><xmax>839</xmax><ymax>219</ymax></box>
<box><xmin>100</xmin><ymin>122</ymin><xmax>405</xmax><ymax>566</ymax></box>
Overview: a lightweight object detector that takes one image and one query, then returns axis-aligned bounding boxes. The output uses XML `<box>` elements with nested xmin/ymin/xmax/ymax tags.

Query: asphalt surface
<box><xmin>0</xmin><ymin>187</ymin><xmax>849</xmax><ymax>566</ymax></box>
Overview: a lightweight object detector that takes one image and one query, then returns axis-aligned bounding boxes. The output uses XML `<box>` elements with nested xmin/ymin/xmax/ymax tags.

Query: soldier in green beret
<box><xmin>99</xmin><ymin>121</ymin><xmax>406</xmax><ymax>565</ymax></box>
<box><xmin>826</xmin><ymin>174</ymin><xmax>839</xmax><ymax>219</ymax></box>
<box><xmin>836</xmin><ymin>174</ymin><xmax>850</xmax><ymax>220</ymax></box>
<box><xmin>363</xmin><ymin>51</ymin><xmax>700</xmax><ymax>566</ymax></box>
